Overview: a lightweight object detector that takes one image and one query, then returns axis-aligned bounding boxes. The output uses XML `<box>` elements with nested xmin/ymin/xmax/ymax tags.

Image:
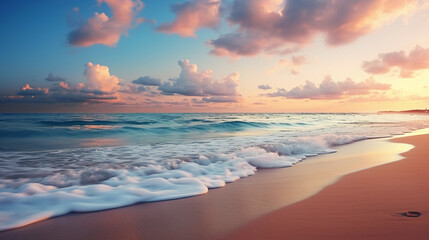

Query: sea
<box><xmin>1</xmin><ymin>113</ymin><xmax>429</xmax><ymax>231</ymax></box>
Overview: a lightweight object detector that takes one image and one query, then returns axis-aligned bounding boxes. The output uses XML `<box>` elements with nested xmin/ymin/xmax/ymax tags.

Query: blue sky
<box><xmin>1</xmin><ymin>0</ymin><xmax>206</xmax><ymax>91</ymax></box>
<box><xmin>1</xmin><ymin>0</ymin><xmax>429</xmax><ymax>112</ymax></box>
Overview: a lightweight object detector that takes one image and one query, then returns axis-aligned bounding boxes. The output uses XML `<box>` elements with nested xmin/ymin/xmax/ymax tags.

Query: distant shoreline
<box><xmin>378</xmin><ymin>109</ymin><xmax>429</xmax><ymax>114</ymax></box>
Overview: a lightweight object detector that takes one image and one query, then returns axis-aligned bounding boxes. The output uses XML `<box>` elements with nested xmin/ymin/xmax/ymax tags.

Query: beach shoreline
<box><xmin>225</xmin><ymin>133</ymin><xmax>429</xmax><ymax>240</ymax></box>
<box><xmin>0</xmin><ymin>132</ymin><xmax>426</xmax><ymax>239</ymax></box>
<box><xmin>0</xmin><ymin>131</ymin><xmax>422</xmax><ymax>240</ymax></box>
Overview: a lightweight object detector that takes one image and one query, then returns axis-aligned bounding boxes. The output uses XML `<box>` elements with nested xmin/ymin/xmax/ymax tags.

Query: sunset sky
<box><xmin>1</xmin><ymin>0</ymin><xmax>429</xmax><ymax>112</ymax></box>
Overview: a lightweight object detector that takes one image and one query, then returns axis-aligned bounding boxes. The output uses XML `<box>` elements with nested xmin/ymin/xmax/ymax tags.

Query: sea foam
<box><xmin>0</xmin><ymin>134</ymin><xmax>350</xmax><ymax>231</ymax></box>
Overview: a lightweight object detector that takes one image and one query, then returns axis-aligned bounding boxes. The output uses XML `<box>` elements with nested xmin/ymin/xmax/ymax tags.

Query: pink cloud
<box><xmin>211</xmin><ymin>0</ymin><xmax>417</xmax><ymax>57</ymax></box>
<box><xmin>267</xmin><ymin>76</ymin><xmax>391</xmax><ymax>100</ymax></box>
<box><xmin>158</xmin><ymin>60</ymin><xmax>240</xmax><ymax>102</ymax></box>
<box><xmin>4</xmin><ymin>60</ymin><xmax>243</xmax><ymax>107</ymax></box>
<box><xmin>19</xmin><ymin>84</ymin><xmax>49</xmax><ymax>95</ymax></box>
<box><xmin>158</xmin><ymin>0</ymin><xmax>221</xmax><ymax>37</ymax></box>
<box><xmin>291</xmin><ymin>55</ymin><xmax>306</xmax><ymax>66</ymax></box>
<box><xmin>59</xmin><ymin>81</ymin><xmax>71</xmax><ymax>90</ymax></box>
<box><xmin>363</xmin><ymin>45</ymin><xmax>429</xmax><ymax>78</ymax></box>
<box><xmin>84</xmin><ymin>62</ymin><xmax>120</xmax><ymax>92</ymax></box>
<box><xmin>68</xmin><ymin>0</ymin><xmax>143</xmax><ymax>47</ymax></box>
<box><xmin>266</xmin><ymin>55</ymin><xmax>307</xmax><ymax>75</ymax></box>
<box><xmin>21</xmin><ymin>84</ymin><xmax>32</xmax><ymax>91</ymax></box>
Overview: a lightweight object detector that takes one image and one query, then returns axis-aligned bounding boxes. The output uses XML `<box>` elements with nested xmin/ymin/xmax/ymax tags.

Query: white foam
<box><xmin>0</xmin><ymin>133</ymin><xmax>375</xmax><ymax>231</ymax></box>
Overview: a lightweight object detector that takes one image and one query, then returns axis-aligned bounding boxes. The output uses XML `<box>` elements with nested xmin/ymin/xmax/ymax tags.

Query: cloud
<box><xmin>132</xmin><ymin>76</ymin><xmax>162</xmax><ymax>86</ymax></box>
<box><xmin>267</xmin><ymin>55</ymin><xmax>307</xmax><ymax>75</ymax></box>
<box><xmin>120</xmin><ymin>60</ymin><xmax>242</xmax><ymax>104</ymax></box>
<box><xmin>2</xmin><ymin>60</ymin><xmax>243</xmax><ymax>107</ymax></box>
<box><xmin>2</xmin><ymin>63</ymin><xmax>121</xmax><ymax>104</ymax></box>
<box><xmin>362</xmin><ymin>45</ymin><xmax>429</xmax><ymax>78</ymax></box>
<box><xmin>45</xmin><ymin>73</ymin><xmax>66</xmax><ymax>82</ymax></box>
<box><xmin>119</xmin><ymin>83</ymin><xmax>147</xmax><ymax>94</ymax></box>
<box><xmin>18</xmin><ymin>84</ymin><xmax>49</xmax><ymax>96</ymax></box>
<box><xmin>267</xmin><ymin>76</ymin><xmax>391</xmax><ymax>100</ymax></box>
<box><xmin>258</xmin><ymin>84</ymin><xmax>272</xmax><ymax>90</ymax></box>
<box><xmin>288</xmin><ymin>55</ymin><xmax>307</xmax><ymax>74</ymax></box>
<box><xmin>291</xmin><ymin>55</ymin><xmax>306</xmax><ymax>66</ymax></box>
<box><xmin>209</xmin><ymin>33</ymin><xmax>279</xmax><ymax>57</ymax></box>
<box><xmin>59</xmin><ymin>81</ymin><xmax>71</xmax><ymax>90</ymax></box>
<box><xmin>84</xmin><ymin>62</ymin><xmax>120</xmax><ymax>92</ymax></box>
<box><xmin>202</xmin><ymin>96</ymin><xmax>239</xmax><ymax>102</ymax></box>
<box><xmin>158</xmin><ymin>60</ymin><xmax>240</xmax><ymax>102</ymax></box>
<box><xmin>157</xmin><ymin>0</ymin><xmax>221</xmax><ymax>37</ymax></box>
<box><xmin>4</xmin><ymin>83</ymin><xmax>119</xmax><ymax>104</ymax></box>
<box><xmin>68</xmin><ymin>0</ymin><xmax>144</xmax><ymax>47</ymax></box>
<box><xmin>210</xmin><ymin>0</ymin><xmax>417</xmax><ymax>57</ymax></box>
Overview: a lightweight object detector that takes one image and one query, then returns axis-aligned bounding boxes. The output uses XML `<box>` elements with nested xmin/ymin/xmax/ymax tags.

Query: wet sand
<box><xmin>0</xmin><ymin>134</ymin><xmax>421</xmax><ymax>240</ymax></box>
<box><xmin>225</xmin><ymin>134</ymin><xmax>429</xmax><ymax>240</ymax></box>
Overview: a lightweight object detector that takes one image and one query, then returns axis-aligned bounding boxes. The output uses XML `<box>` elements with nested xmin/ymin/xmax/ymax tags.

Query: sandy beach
<box><xmin>0</xmin><ymin>133</ymin><xmax>426</xmax><ymax>240</ymax></box>
<box><xmin>226</xmin><ymin>134</ymin><xmax>429</xmax><ymax>240</ymax></box>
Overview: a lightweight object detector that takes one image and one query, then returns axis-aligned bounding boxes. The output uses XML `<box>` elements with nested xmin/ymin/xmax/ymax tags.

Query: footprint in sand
<box><xmin>400</xmin><ymin>211</ymin><xmax>422</xmax><ymax>217</ymax></box>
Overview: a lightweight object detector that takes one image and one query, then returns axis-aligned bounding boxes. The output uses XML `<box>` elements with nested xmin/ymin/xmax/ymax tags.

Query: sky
<box><xmin>1</xmin><ymin>0</ymin><xmax>429</xmax><ymax>113</ymax></box>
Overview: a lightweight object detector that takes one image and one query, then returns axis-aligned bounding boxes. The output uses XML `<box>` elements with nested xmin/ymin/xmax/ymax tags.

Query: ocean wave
<box><xmin>2</xmin><ymin>113</ymin><xmax>429</xmax><ymax>231</ymax></box>
<box><xmin>39</xmin><ymin>120</ymin><xmax>157</xmax><ymax>126</ymax></box>
<box><xmin>0</xmin><ymin>134</ymin><xmax>367</xmax><ymax>231</ymax></box>
<box><xmin>89</xmin><ymin>121</ymin><xmax>280</xmax><ymax>135</ymax></box>
<box><xmin>128</xmin><ymin>121</ymin><xmax>296</xmax><ymax>134</ymax></box>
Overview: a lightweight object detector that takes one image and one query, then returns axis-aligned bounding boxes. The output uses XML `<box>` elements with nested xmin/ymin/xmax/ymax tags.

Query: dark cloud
<box><xmin>132</xmin><ymin>76</ymin><xmax>162</xmax><ymax>86</ymax></box>
<box><xmin>119</xmin><ymin>83</ymin><xmax>147</xmax><ymax>94</ymax></box>
<box><xmin>258</xmin><ymin>84</ymin><xmax>272</xmax><ymax>90</ymax></box>
<box><xmin>45</xmin><ymin>73</ymin><xmax>66</xmax><ymax>82</ymax></box>
<box><xmin>1</xmin><ymin>85</ymin><xmax>118</xmax><ymax>104</ymax></box>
